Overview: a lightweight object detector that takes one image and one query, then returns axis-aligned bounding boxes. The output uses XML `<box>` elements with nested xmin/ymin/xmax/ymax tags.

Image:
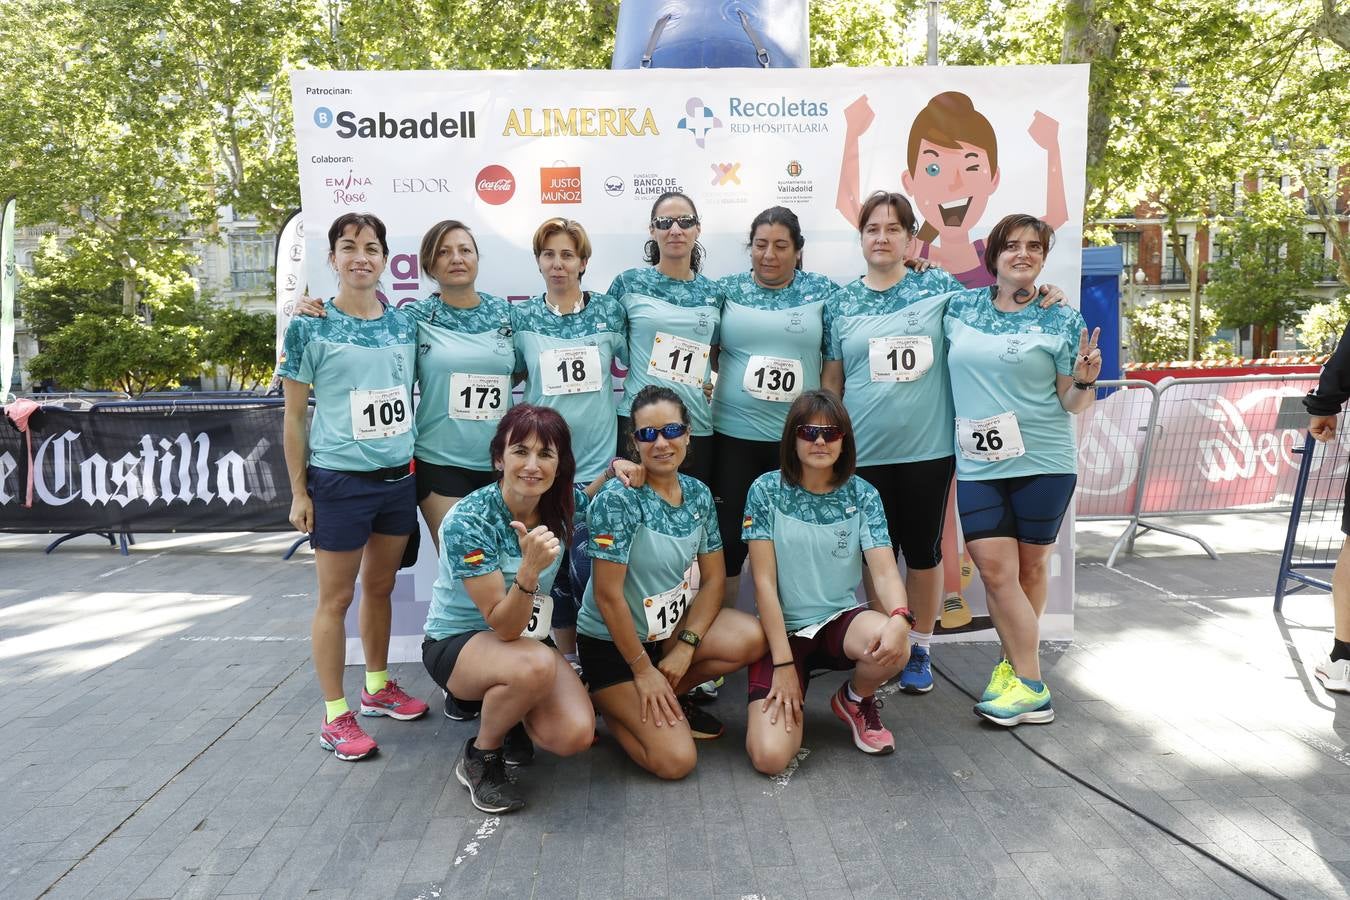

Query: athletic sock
<box><xmin>365</xmin><ymin>669</ymin><xmax>389</xmax><ymax>694</ymax></box>
<box><xmin>324</xmin><ymin>698</ymin><xmax>349</xmax><ymax>722</ymax></box>
<box><xmin>1018</xmin><ymin>676</ymin><xmax>1045</xmax><ymax>693</ymax></box>
<box><xmin>845</xmin><ymin>681</ymin><xmax>864</xmax><ymax>703</ymax></box>
<box><xmin>1332</xmin><ymin>639</ymin><xmax>1350</xmax><ymax>662</ymax></box>
<box><xmin>910</xmin><ymin>630</ymin><xmax>933</xmax><ymax>650</ymax></box>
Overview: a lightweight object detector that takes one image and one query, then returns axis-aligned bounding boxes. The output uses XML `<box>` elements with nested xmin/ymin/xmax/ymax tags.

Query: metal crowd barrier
<box><xmin>1076</xmin><ymin>373</ymin><xmax>1319</xmax><ymax>567</ymax></box>
<box><xmin>1274</xmin><ymin>421</ymin><xmax>1349</xmax><ymax>611</ymax></box>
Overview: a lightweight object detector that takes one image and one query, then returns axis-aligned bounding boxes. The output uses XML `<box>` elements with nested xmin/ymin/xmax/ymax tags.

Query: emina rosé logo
<box><xmin>475</xmin><ymin>165</ymin><xmax>515</xmax><ymax>205</ymax></box>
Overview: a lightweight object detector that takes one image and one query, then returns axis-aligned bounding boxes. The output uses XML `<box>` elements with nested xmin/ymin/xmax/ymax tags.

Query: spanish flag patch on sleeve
<box><xmin>742</xmin><ymin>516</ymin><xmax>753</xmax><ymax>529</ymax></box>
<box><xmin>462</xmin><ymin>549</ymin><xmax>486</xmax><ymax>566</ymax></box>
<box><xmin>593</xmin><ymin>534</ymin><xmax>615</xmax><ymax>549</ymax></box>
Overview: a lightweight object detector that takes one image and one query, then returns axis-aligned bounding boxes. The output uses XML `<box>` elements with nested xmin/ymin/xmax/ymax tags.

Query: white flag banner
<box><xmin>1</xmin><ymin>197</ymin><xmax>16</xmax><ymax>400</ymax></box>
<box><xmin>291</xmin><ymin>66</ymin><xmax>1090</xmax><ymax>643</ymax></box>
<box><xmin>273</xmin><ymin>208</ymin><xmax>306</xmax><ymax>372</ymax></box>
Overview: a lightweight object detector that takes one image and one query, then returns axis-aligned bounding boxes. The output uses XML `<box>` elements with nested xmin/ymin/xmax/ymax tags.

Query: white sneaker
<box><xmin>1314</xmin><ymin>656</ymin><xmax>1350</xmax><ymax>693</ymax></box>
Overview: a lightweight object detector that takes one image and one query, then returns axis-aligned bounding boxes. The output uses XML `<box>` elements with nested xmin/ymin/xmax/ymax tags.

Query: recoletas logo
<box><xmin>313</xmin><ymin>106</ymin><xmax>477</xmax><ymax>140</ymax></box>
<box><xmin>677</xmin><ymin>98</ymin><xmax>722</xmax><ymax>148</ymax></box>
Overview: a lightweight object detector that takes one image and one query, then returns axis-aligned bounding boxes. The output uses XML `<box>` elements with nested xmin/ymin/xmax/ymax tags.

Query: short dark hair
<box><xmin>747</xmin><ymin>205</ymin><xmax>805</xmax><ymax>270</ymax></box>
<box><xmin>857</xmin><ymin>190</ymin><xmax>917</xmax><ymax>236</ymax></box>
<box><xmin>643</xmin><ymin>192</ymin><xmax>705</xmax><ymax>273</ymax></box>
<box><xmin>779</xmin><ymin>390</ymin><xmax>856</xmax><ymax>489</ymax></box>
<box><xmin>327</xmin><ymin>212</ymin><xmax>389</xmax><ymax>257</ymax></box>
<box><xmin>984</xmin><ymin>214</ymin><xmax>1054</xmax><ymax>277</ymax></box>
<box><xmin>488</xmin><ymin>404</ymin><xmax>577</xmax><ymax>542</ymax></box>
<box><xmin>627</xmin><ymin>385</ymin><xmax>691</xmax><ymax>458</ymax></box>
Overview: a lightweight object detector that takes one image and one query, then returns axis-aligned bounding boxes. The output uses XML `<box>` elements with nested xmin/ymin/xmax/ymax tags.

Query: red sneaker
<box><xmin>319</xmin><ymin>711</ymin><xmax>378</xmax><ymax>760</ymax></box>
<box><xmin>360</xmin><ymin>679</ymin><xmax>429</xmax><ymax>720</ymax></box>
<box><xmin>830</xmin><ymin>683</ymin><xmax>895</xmax><ymax>755</ymax></box>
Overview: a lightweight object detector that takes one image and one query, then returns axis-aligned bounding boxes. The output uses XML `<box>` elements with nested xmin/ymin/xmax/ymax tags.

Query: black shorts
<box><xmin>307</xmin><ymin>466</ymin><xmax>417</xmax><ymax>552</ymax></box>
<box><xmin>957</xmin><ymin>474</ymin><xmax>1077</xmax><ymax>545</ymax></box>
<box><xmin>577</xmin><ymin>633</ymin><xmax>666</xmax><ymax>693</ymax></box>
<box><xmin>415</xmin><ymin>459</ymin><xmax>497</xmax><ymax>502</ymax></box>
<box><xmin>422</xmin><ymin>632</ymin><xmax>485</xmax><ymax>716</ymax></box>
<box><xmin>857</xmin><ymin>456</ymin><xmax>956</xmax><ymax>570</ymax></box>
<box><xmin>616</xmin><ymin>415</ymin><xmax>714</xmax><ymax>486</ymax></box>
<box><xmin>746</xmin><ymin>606</ymin><xmax>866</xmax><ymax>702</ymax></box>
<box><xmin>712</xmin><ymin>432</ymin><xmax>781</xmax><ymax>576</ymax></box>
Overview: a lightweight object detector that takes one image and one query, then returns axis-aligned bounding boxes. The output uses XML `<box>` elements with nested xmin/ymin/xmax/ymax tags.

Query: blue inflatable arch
<box><xmin>612</xmin><ymin>1</ymin><xmax>810</xmax><ymax>69</ymax></box>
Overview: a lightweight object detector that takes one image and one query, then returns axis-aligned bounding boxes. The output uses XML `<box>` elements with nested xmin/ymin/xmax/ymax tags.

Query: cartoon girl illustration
<box><xmin>836</xmin><ymin>91</ymin><xmax>1067</xmax><ymax>289</ymax></box>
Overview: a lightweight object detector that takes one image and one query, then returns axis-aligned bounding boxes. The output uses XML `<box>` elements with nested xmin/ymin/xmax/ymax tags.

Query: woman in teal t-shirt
<box><xmin>608</xmin><ymin>191</ymin><xmax>723</xmax><ymax>485</ymax></box>
<box><xmin>278</xmin><ymin>212</ymin><xmax>428</xmax><ymax>763</ymax></box>
<box><xmin>742</xmin><ymin>390</ymin><xmax>913</xmax><ymax>775</ymax></box>
<box><xmin>578</xmin><ymin>386</ymin><xmax>766</xmax><ymax>780</ymax></box>
<box><xmin>944</xmin><ymin>213</ymin><xmax>1101</xmax><ymax>728</ymax></box>
<box><xmin>712</xmin><ymin>206</ymin><xmax>839</xmax><ymax>606</ymax></box>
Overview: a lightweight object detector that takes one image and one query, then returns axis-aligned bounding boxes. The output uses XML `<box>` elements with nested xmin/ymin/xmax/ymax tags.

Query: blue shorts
<box><xmin>957</xmin><ymin>474</ymin><xmax>1077</xmax><ymax>545</ymax></box>
<box><xmin>307</xmin><ymin>466</ymin><xmax>418</xmax><ymax>552</ymax></box>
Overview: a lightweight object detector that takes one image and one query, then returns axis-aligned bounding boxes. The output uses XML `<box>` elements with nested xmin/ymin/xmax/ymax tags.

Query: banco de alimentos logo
<box><xmin>677</xmin><ymin>98</ymin><xmax>722</xmax><ymax>149</ymax></box>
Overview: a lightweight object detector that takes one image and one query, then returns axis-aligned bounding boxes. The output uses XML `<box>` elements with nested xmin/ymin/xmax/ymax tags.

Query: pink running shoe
<box><xmin>830</xmin><ymin>683</ymin><xmax>895</xmax><ymax>755</ymax></box>
<box><xmin>319</xmin><ymin>711</ymin><xmax>378</xmax><ymax>760</ymax></box>
<box><xmin>360</xmin><ymin>679</ymin><xmax>429</xmax><ymax>720</ymax></box>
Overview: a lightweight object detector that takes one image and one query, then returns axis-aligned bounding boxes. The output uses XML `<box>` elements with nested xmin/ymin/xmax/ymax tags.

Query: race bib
<box><xmin>643</xmin><ymin>580</ymin><xmax>690</xmax><ymax>642</ymax></box>
<box><xmin>539</xmin><ymin>346</ymin><xmax>602</xmax><ymax>396</ymax></box>
<box><xmin>349</xmin><ymin>386</ymin><xmax>411</xmax><ymax>440</ymax></box>
<box><xmin>648</xmin><ymin>332</ymin><xmax>710</xmax><ymax>387</ymax></box>
<box><xmin>449</xmin><ymin>373</ymin><xmax>509</xmax><ymax>421</ymax></box>
<box><xmin>956</xmin><ymin>411</ymin><xmax>1026</xmax><ymax>462</ymax></box>
<box><xmin>743</xmin><ymin>355</ymin><xmax>803</xmax><ymax>403</ymax></box>
<box><xmin>868</xmin><ymin>336</ymin><xmax>933</xmax><ymax>383</ymax></box>
<box><xmin>522</xmin><ymin>592</ymin><xmax>554</xmax><ymax>641</ymax></box>
<box><xmin>792</xmin><ymin>606</ymin><xmax>852</xmax><ymax>640</ymax></box>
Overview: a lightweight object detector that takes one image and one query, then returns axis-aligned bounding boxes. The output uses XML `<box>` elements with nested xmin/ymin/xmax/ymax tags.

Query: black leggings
<box><xmin>711</xmin><ymin>432</ymin><xmax>781</xmax><ymax>576</ymax></box>
<box><xmin>857</xmin><ymin>456</ymin><xmax>956</xmax><ymax>570</ymax></box>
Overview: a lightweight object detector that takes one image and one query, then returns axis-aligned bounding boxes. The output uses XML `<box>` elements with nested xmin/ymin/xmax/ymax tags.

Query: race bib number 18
<box><xmin>868</xmin><ymin>336</ymin><xmax>933</xmax><ymax>383</ymax></box>
<box><xmin>956</xmin><ymin>411</ymin><xmax>1026</xmax><ymax>462</ymax></box>
<box><xmin>349</xmin><ymin>386</ymin><xmax>411</xmax><ymax>440</ymax></box>
<box><xmin>743</xmin><ymin>355</ymin><xmax>803</xmax><ymax>403</ymax></box>
<box><xmin>449</xmin><ymin>373</ymin><xmax>509</xmax><ymax>421</ymax></box>
<box><xmin>540</xmin><ymin>346</ymin><xmax>602</xmax><ymax>396</ymax></box>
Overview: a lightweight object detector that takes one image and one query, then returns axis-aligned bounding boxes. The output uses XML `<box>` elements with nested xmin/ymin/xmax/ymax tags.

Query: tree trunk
<box><xmin>1252</xmin><ymin>324</ymin><xmax>1278</xmax><ymax>359</ymax></box>
<box><xmin>1061</xmin><ymin>0</ymin><xmax>1122</xmax><ymax>217</ymax></box>
<box><xmin>1320</xmin><ymin>0</ymin><xmax>1350</xmax><ymax>51</ymax></box>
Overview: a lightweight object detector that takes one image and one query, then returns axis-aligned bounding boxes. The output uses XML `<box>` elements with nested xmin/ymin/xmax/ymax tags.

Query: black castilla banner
<box><xmin>0</xmin><ymin>401</ymin><xmax>292</xmax><ymax>533</ymax></box>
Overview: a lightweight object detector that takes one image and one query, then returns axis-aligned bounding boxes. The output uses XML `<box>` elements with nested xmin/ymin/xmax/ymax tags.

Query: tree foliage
<box><xmin>202</xmin><ymin>307</ymin><xmax>278</xmax><ymax>390</ymax></box>
<box><xmin>1298</xmin><ymin>294</ymin><xmax>1350</xmax><ymax>352</ymax></box>
<box><xmin>1125</xmin><ymin>298</ymin><xmax>1217</xmax><ymax>363</ymax></box>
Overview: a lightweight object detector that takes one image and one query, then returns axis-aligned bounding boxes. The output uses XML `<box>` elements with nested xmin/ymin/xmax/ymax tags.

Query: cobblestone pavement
<box><xmin>2</xmin><ymin>515</ymin><xmax>1348</xmax><ymax>899</ymax></box>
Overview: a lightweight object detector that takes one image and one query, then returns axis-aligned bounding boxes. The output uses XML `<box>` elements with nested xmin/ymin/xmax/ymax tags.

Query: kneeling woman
<box><xmin>743</xmin><ymin>390</ymin><xmax>913</xmax><ymax>775</ymax></box>
<box><xmin>577</xmin><ymin>386</ymin><xmax>767</xmax><ymax>779</ymax></box>
<box><xmin>424</xmin><ymin>405</ymin><xmax>629</xmax><ymax>813</ymax></box>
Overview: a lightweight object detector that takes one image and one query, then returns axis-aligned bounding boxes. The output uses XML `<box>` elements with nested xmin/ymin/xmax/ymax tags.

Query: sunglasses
<box><xmin>634</xmin><ymin>423</ymin><xmax>690</xmax><ymax>442</ymax></box>
<box><xmin>795</xmin><ymin>424</ymin><xmax>845</xmax><ymax>443</ymax></box>
<box><xmin>651</xmin><ymin>215</ymin><xmax>700</xmax><ymax>230</ymax></box>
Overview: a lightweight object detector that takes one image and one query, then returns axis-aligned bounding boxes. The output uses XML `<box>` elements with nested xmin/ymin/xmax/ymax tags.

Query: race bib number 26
<box><xmin>956</xmin><ymin>411</ymin><xmax>1026</xmax><ymax>462</ymax></box>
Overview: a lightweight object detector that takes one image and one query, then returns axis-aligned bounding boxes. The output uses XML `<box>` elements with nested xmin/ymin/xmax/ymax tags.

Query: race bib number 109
<box><xmin>349</xmin><ymin>386</ymin><xmax>411</xmax><ymax>440</ymax></box>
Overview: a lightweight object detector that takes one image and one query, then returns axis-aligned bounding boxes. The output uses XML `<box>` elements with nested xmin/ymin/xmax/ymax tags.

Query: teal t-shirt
<box><xmin>512</xmin><ymin>293</ymin><xmax>629</xmax><ymax>481</ymax></box>
<box><xmin>743</xmin><ymin>471</ymin><xmax>890</xmax><ymax>632</ymax></box>
<box><xmin>608</xmin><ymin>267</ymin><xmax>723</xmax><ymax>436</ymax></box>
<box><xmin>712</xmin><ymin>270</ymin><xmax>837</xmax><ymax>441</ymax></box>
<box><xmin>424</xmin><ymin>483</ymin><xmax>587</xmax><ymax>639</ymax></box>
<box><xmin>576</xmin><ymin>475</ymin><xmax>722</xmax><ymax>644</ymax></box>
<box><xmin>277</xmin><ymin>299</ymin><xmax>417</xmax><ymax>472</ymax></box>
<box><xmin>944</xmin><ymin>289</ymin><xmax>1085</xmax><ymax>480</ymax></box>
<box><xmin>403</xmin><ymin>293</ymin><xmax>515</xmax><ymax>470</ymax></box>
<box><xmin>823</xmin><ymin>269</ymin><xmax>965</xmax><ymax>465</ymax></box>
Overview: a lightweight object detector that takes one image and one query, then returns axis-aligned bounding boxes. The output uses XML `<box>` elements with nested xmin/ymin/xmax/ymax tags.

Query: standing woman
<box><xmin>944</xmin><ymin>213</ymin><xmax>1100</xmax><ymax>726</ymax></box>
<box><xmin>713</xmin><ymin>206</ymin><xmax>838</xmax><ymax>604</ymax></box>
<box><xmin>512</xmin><ymin>218</ymin><xmax>628</xmax><ymax>666</ymax></box>
<box><xmin>743</xmin><ymin>391</ymin><xmax>912</xmax><ymax>775</ymax></box>
<box><xmin>609</xmin><ymin>191</ymin><xmax>722</xmax><ymax>485</ymax></box>
<box><xmin>279</xmin><ymin>212</ymin><xmax>429</xmax><ymax>762</ymax></box>
<box><xmin>577</xmin><ymin>386</ymin><xmax>767</xmax><ymax>778</ymax></box>
<box><xmin>424</xmin><ymin>405</ymin><xmax>620</xmax><ymax>813</ymax></box>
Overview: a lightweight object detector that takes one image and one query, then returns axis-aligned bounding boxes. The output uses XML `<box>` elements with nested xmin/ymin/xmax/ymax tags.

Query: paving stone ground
<box><xmin>2</xmin><ymin>512</ymin><xmax>1348</xmax><ymax>900</ymax></box>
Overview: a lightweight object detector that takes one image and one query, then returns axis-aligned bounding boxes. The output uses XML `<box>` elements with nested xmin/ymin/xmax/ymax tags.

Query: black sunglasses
<box><xmin>795</xmin><ymin>424</ymin><xmax>845</xmax><ymax>443</ymax></box>
<box><xmin>651</xmin><ymin>215</ymin><xmax>700</xmax><ymax>230</ymax></box>
<box><xmin>634</xmin><ymin>423</ymin><xmax>690</xmax><ymax>442</ymax></box>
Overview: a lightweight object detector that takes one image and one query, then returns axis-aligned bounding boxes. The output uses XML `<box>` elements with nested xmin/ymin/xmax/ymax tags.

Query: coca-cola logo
<box><xmin>476</xmin><ymin>165</ymin><xmax>515</xmax><ymax>205</ymax></box>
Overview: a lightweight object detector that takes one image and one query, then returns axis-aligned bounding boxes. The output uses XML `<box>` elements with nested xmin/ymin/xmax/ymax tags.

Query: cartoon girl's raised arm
<box><xmin>1029</xmin><ymin>111</ymin><xmax>1067</xmax><ymax>231</ymax></box>
<box><xmin>836</xmin><ymin>95</ymin><xmax>875</xmax><ymax>230</ymax></box>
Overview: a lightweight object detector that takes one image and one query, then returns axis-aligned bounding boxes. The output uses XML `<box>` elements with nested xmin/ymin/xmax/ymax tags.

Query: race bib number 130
<box><xmin>743</xmin><ymin>355</ymin><xmax>803</xmax><ymax>403</ymax></box>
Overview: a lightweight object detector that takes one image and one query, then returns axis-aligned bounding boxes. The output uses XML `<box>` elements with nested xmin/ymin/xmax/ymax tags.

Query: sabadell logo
<box><xmin>313</xmin><ymin>106</ymin><xmax>477</xmax><ymax>140</ymax></box>
<box><xmin>476</xmin><ymin>165</ymin><xmax>516</xmax><ymax>205</ymax></box>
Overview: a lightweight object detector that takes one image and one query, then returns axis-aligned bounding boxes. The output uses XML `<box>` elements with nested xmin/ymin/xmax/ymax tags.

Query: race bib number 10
<box><xmin>449</xmin><ymin>373</ymin><xmax>509</xmax><ymax>421</ymax></box>
<box><xmin>868</xmin><ymin>336</ymin><xmax>933</xmax><ymax>383</ymax></box>
<box><xmin>743</xmin><ymin>355</ymin><xmax>803</xmax><ymax>403</ymax></box>
<box><xmin>349</xmin><ymin>386</ymin><xmax>411</xmax><ymax>440</ymax></box>
<box><xmin>956</xmin><ymin>411</ymin><xmax>1026</xmax><ymax>462</ymax></box>
<box><xmin>540</xmin><ymin>346</ymin><xmax>602</xmax><ymax>396</ymax></box>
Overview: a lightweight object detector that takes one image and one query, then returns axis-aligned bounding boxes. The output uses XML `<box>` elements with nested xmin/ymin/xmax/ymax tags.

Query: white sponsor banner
<box><xmin>292</xmin><ymin>66</ymin><xmax>1089</xmax><ymax>645</ymax></box>
<box><xmin>273</xmin><ymin>209</ymin><xmax>306</xmax><ymax>369</ymax></box>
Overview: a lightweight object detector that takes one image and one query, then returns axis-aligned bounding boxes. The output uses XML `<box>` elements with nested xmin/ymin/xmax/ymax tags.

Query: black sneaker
<box><xmin>454</xmin><ymin>738</ymin><xmax>525</xmax><ymax>814</ymax></box>
<box><xmin>680</xmin><ymin>695</ymin><xmax>724</xmax><ymax>740</ymax></box>
<box><xmin>443</xmin><ymin>690</ymin><xmax>479</xmax><ymax>721</ymax></box>
<box><xmin>503</xmin><ymin>722</ymin><xmax>535</xmax><ymax>767</ymax></box>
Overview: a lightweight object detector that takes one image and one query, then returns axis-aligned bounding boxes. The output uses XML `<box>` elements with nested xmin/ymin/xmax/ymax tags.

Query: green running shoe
<box><xmin>974</xmin><ymin>679</ymin><xmax>1054</xmax><ymax>726</ymax></box>
<box><xmin>980</xmin><ymin>659</ymin><xmax>1017</xmax><ymax>702</ymax></box>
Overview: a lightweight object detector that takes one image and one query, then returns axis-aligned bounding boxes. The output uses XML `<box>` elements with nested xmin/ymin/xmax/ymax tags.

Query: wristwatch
<box><xmin>677</xmin><ymin>629</ymin><xmax>701</xmax><ymax>648</ymax></box>
<box><xmin>890</xmin><ymin>606</ymin><xmax>916</xmax><ymax>628</ymax></box>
